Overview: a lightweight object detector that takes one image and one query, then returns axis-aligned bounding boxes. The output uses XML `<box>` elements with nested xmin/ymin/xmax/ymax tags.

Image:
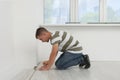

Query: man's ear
<box><xmin>36</xmin><ymin>36</ymin><xmax>39</xmax><ymax>39</ymax></box>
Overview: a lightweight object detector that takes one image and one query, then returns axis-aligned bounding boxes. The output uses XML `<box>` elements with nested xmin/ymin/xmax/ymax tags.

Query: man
<box><xmin>35</xmin><ymin>27</ymin><xmax>91</xmax><ymax>70</ymax></box>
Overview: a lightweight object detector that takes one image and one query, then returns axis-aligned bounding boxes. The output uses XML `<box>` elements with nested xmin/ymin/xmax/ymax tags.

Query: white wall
<box><xmin>0</xmin><ymin>1</ymin><xmax>13</xmax><ymax>70</ymax></box>
<box><xmin>12</xmin><ymin>0</ymin><xmax>43</xmax><ymax>68</ymax></box>
<box><xmin>0</xmin><ymin>0</ymin><xmax>43</xmax><ymax>79</ymax></box>
<box><xmin>0</xmin><ymin>0</ymin><xmax>16</xmax><ymax>80</ymax></box>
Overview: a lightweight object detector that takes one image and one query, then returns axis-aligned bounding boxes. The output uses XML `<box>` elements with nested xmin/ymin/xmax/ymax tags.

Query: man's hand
<box><xmin>38</xmin><ymin>60</ymin><xmax>50</xmax><ymax>71</ymax></box>
<box><xmin>39</xmin><ymin>65</ymin><xmax>50</xmax><ymax>71</ymax></box>
<box><xmin>39</xmin><ymin>43</ymin><xmax>59</xmax><ymax>71</ymax></box>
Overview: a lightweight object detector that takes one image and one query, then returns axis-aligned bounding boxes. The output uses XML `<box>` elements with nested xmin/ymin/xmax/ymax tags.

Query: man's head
<box><xmin>35</xmin><ymin>27</ymin><xmax>51</xmax><ymax>42</ymax></box>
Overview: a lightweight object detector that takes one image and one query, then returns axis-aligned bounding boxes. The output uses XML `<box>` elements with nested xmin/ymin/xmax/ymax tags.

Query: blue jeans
<box><xmin>55</xmin><ymin>52</ymin><xmax>85</xmax><ymax>69</ymax></box>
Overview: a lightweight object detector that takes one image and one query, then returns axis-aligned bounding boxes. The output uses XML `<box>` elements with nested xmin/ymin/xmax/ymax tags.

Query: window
<box><xmin>44</xmin><ymin>0</ymin><xmax>70</xmax><ymax>24</ymax></box>
<box><xmin>44</xmin><ymin>0</ymin><xmax>120</xmax><ymax>24</ymax></box>
<box><xmin>78</xmin><ymin>0</ymin><xmax>99</xmax><ymax>23</ymax></box>
<box><xmin>106</xmin><ymin>0</ymin><xmax>120</xmax><ymax>22</ymax></box>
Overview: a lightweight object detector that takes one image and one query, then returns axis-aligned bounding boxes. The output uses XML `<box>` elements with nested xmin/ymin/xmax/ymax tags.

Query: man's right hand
<box><xmin>43</xmin><ymin>60</ymin><xmax>49</xmax><ymax>66</ymax></box>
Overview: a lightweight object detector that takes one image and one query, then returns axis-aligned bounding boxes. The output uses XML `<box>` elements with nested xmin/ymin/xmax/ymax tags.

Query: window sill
<box><xmin>40</xmin><ymin>24</ymin><xmax>120</xmax><ymax>27</ymax></box>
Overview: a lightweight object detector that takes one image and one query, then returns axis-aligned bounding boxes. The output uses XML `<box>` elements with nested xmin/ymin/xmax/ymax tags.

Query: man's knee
<box><xmin>55</xmin><ymin>61</ymin><xmax>65</xmax><ymax>70</ymax></box>
<box><xmin>55</xmin><ymin>61</ymin><xmax>61</xmax><ymax>69</ymax></box>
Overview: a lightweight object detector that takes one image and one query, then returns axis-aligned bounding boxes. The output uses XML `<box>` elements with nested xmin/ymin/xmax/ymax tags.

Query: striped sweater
<box><xmin>50</xmin><ymin>31</ymin><xmax>83</xmax><ymax>53</ymax></box>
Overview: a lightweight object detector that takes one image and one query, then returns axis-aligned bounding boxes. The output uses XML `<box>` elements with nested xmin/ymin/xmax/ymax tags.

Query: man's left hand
<box><xmin>39</xmin><ymin>65</ymin><xmax>50</xmax><ymax>71</ymax></box>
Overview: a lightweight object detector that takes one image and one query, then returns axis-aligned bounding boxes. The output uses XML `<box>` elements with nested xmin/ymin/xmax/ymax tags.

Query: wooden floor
<box><xmin>13</xmin><ymin>61</ymin><xmax>120</xmax><ymax>80</ymax></box>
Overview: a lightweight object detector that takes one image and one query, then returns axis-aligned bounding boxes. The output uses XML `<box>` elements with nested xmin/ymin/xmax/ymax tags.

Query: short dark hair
<box><xmin>35</xmin><ymin>27</ymin><xmax>48</xmax><ymax>38</ymax></box>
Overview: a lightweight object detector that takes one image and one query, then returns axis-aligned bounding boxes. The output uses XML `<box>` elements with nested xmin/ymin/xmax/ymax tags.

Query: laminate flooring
<box><xmin>13</xmin><ymin>61</ymin><xmax>120</xmax><ymax>80</ymax></box>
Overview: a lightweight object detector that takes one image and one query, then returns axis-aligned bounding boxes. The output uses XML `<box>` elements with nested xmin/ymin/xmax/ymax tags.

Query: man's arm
<box><xmin>39</xmin><ymin>43</ymin><xmax>59</xmax><ymax>70</ymax></box>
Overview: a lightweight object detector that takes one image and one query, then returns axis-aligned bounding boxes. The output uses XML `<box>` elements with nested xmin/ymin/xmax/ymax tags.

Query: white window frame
<box><xmin>70</xmin><ymin>0</ymin><xmax>79</xmax><ymax>22</ymax></box>
<box><xmin>100</xmin><ymin>0</ymin><xmax>106</xmax><ymax>22</ymax></box>
<box><xmin>70</xmin><ymin>0</ymin><xmax>106</xmax><ymax>23</ymax></box>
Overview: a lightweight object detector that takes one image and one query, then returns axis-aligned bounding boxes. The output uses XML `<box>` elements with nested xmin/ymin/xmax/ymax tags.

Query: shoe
<box><xmin>83</xmin><ymin>54</ymin><xmax>91</xmax><ymax>69</ymax></box>
<box><xmin>79</xmin><ymin>55</ymin><xmax>86</xmax><ymax>68</ymax></box>
<box><xmin>79</xmin><ymin>63</ymin><xmax>85</xmax><ymax>67</ymax></box>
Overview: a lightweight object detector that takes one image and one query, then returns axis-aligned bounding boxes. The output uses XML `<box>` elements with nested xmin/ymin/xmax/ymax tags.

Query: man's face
<box><xmin>37</xmin><ymin>32</ymin><xmax>50</xmax><ymax>42</ymax></box>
